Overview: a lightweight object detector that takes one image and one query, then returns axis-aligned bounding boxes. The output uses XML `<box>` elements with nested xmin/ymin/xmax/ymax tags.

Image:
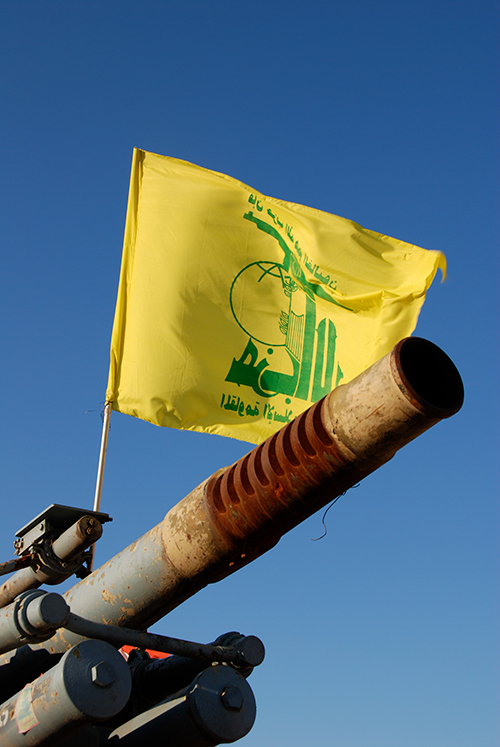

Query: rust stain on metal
<box><xmin>120</xmin><ymin>607</ymin><xmax>135</xmax><ymax>617</ymax></box>
<box><xmin>274</xmin><ymin>482</ymin><xmax>284</xmax><ymax>498</ymax></box>
<box><xmin>36</xmin><ymin>678</ymin><xmax>51</xmax><ymax>699</ymax></box>
<box><xmin>0</xmin><ymin>554</ymin><xmax>34</xmax><ymax>576</ymax></box>
<box><xmin>102</xmin><ymin>589</ymin><xmax>118</xmax><ymax>605</ymax></box>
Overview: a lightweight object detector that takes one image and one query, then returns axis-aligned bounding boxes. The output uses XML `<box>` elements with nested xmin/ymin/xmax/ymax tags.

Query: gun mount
<box><xmin>0</xmin><ymin>505</ymin><xmax>111</xmax><ymax>609</ymax></box>
<box><xmin>0</xmin><ymin>336</ymin><xmax>464</xmax><ymax>745</ymax></box>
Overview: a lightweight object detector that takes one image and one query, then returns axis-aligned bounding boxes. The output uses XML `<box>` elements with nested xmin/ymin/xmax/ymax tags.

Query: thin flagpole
<box><xmin>89</xmin><ymin>401</ymin><xmax>112</xmax><ymax>569</ymax></box>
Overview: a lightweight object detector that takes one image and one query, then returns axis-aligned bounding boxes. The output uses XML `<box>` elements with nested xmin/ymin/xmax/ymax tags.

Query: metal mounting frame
<box><xmin>14</xmin><ymin>504</ymin><xmax>111</xmax><ymax>556</ymax></box>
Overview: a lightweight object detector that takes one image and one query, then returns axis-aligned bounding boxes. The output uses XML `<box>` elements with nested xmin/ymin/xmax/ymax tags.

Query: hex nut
<box><xmin>91</xmin><ymin>661</ymin><xmax>116</xmax><ymax>688</ymax></box>
<box><xmin>220</xmin><ymin>686</ymin><xmax>244</xmax><ymax>712</ymax></box>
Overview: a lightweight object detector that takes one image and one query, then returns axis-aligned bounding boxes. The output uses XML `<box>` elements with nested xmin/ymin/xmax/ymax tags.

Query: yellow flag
<box><xmin>106</xmin><ymin>148</ymin><xmax>445</xmax><ymax>444</ymax></box>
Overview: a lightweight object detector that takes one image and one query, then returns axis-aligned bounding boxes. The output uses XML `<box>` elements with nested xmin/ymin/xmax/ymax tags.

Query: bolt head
<box><xmin>91</xmin><ymin>661</ymin><xmax>115</xmax><ymax>688</ymax></box>
<box><xmin>220</xmin><ymin>685</ymin><xmax>243</xmax><ymax>712</ymax></box>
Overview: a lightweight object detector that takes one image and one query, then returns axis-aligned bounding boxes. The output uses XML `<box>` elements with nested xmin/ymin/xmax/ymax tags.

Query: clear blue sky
<box><xmin>1</xmin><ymin>2</ymin><xmax>498</xmax><ymax>745</ymax></box>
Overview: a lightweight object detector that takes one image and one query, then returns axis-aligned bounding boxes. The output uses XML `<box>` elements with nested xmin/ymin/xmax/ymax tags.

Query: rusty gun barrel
<box><xmin>0</xmin><ymin>337</ymin><xmax>463</xmax><ymax>665</ymax></box>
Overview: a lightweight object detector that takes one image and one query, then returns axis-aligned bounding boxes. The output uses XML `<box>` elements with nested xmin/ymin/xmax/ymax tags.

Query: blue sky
<box><xmin>0</xmin><ymin>2</ymin><xmax>498</xmax><ymax>745</ymax></box>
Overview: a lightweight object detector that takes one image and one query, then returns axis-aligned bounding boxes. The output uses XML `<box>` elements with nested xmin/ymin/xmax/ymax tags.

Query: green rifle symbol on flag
<box><xmin>225</xmin><ymin>211</ymin><xmax>344</xmax><ymax>401</ymax></box>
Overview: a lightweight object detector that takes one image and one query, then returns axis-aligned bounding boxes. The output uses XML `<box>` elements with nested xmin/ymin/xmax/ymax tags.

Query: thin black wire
<box><xmin>83</xmin><ymin>402</ymin><xmax>110</xmax><ymax>426</ymax></box>
<box><xmin>83</xmin><ymin>401</ymin><xmax>105</xmax><ymax>415</ymax></box>
<box><xmin>311</xmin><ymin>484</ymin><xmax>360</xmax><ymax>541</ymax></box>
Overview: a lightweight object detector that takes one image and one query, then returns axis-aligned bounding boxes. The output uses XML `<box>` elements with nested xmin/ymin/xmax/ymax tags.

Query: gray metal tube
<box><xmin>0</xmin><ymin>639</ymin><xmax>131</xmax><ymax>746</ymax></box>
<box><xmin>0</xmin><ymin>337</ymin><xmax>463</xmax><ymax>664</ymax></box>
<box><xmin>0</xmin><ymin>591</ymin><xmax>70</xmax><ymax>654</ymax></box>
<box><xmin>103</xmin><ymin>665</ymin><xmax>256</xmax><ymax>746</ymax></box>
<box><xmin>52</xmin><ymin>515</ymin><xmax>103</xmax><ymax>562</ymax></box>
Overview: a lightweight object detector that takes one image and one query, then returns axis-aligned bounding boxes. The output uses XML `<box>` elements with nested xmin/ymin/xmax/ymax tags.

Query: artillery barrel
<box><xmin>0</xmin><ymin>337</ymin><xmax>463</xmax><ymax>665</ymax></box>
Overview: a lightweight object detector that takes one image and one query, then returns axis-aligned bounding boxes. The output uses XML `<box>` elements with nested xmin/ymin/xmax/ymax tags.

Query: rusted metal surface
<box><xmin>0</xmin><ymin>338</ymin><xmax>463</xmax><ymax>672</ymax></box>
<box><xmin>0</xmin><ymin>555</ymin><xmax>34</xmax><ymax>578</ymax></box>
<box><xmin>204</xmin><ymin>394</ymin><xmax>365</xmax><ymax>552</ymax></box>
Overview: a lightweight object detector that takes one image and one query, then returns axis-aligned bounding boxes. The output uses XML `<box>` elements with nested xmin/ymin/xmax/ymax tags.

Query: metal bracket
<box><xmin>14</xmin><ymin>504</ymin><xmax>111</xmax><ymax>557</ymax></box>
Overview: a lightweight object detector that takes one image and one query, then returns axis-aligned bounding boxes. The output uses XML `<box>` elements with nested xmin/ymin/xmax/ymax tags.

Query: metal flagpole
<box><xmin>89</xmin><ymin>401</ymin><xmax>112</xmax><ymax>569</ymax></box>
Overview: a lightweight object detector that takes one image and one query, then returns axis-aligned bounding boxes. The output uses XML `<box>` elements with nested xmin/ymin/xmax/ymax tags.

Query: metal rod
<box><xmin>93</xmin><ymin>401</ymin><xmax>112</xmax><ymax>514</ymax></box>
<box><xmin>64</xmin><ymin>613</ymin><xmax>264</xmax><ymax>667</ymax></box>
<box><xmin>90</xmin><ymin>401</ymin><xmax>112</xmax><ymax>570</ymax></box>
<box><xmin>0</xmin><ymin>555</ymin><xmax>33</xmax><ymax>578</ymax></box>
